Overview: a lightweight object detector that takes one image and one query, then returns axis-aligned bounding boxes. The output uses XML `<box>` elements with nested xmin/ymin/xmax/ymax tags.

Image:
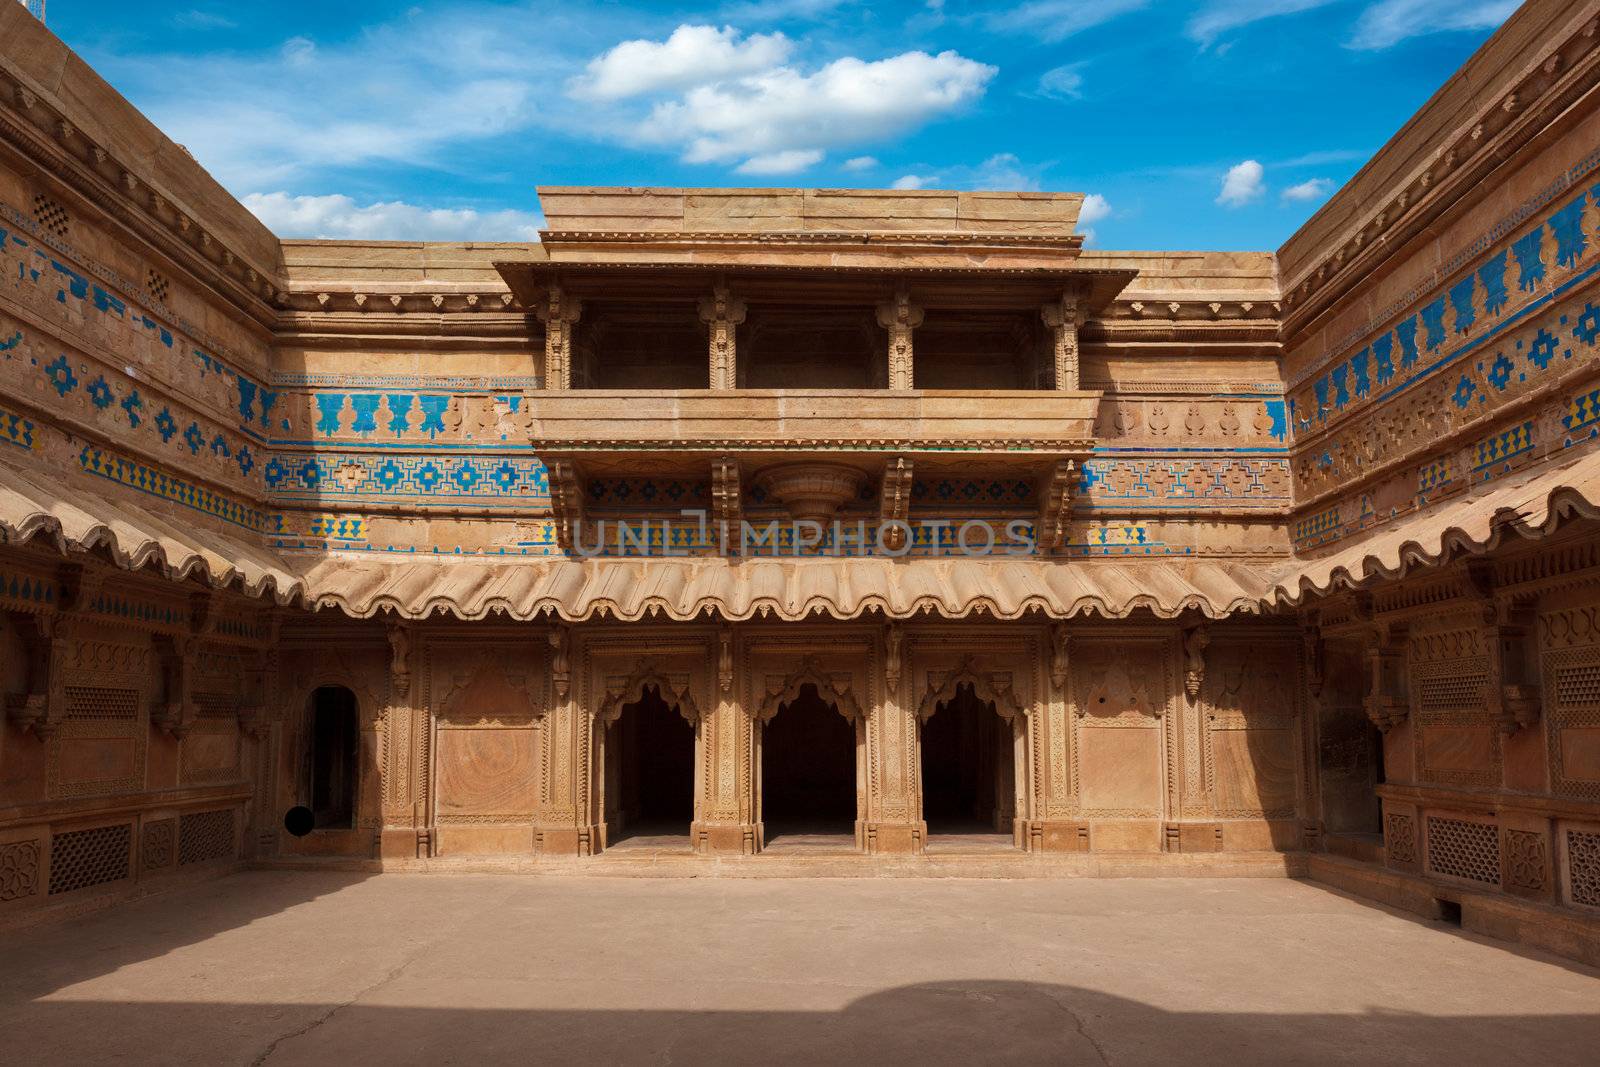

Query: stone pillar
<box><xmin>699</xmin><ymin>284</ymin><xmax>746</xmax><ymax>391</ymax></box>
<box><xmin>536</xmin><ymin>625</ymin><xmax>592</xmax><ymax>855</ymax></box>
<box><xmin>864</xmin><ymin>623</ymin><xmax>922</xmax><ymax>853</ymax></box>
<box><xmin>1041</xmin><ymin>294</ymin><xmax>1082</xmax><ymax>390</ymax></box>
<box><xmin>1028</xmin><ymin>624</ymin><xmax>1090</xmax><ymax>851</ymax></box>
<box><xmin>536</xmin><ymin>286</ymin><xmax>581</xmax><ymax>391</ymax></box>
<box><xmin>694</xmin><ymin>627</ymin><xmax>758</xmax><ymax>853</ymax></box>
<box><xmin>378</xmin><ymin>622</ymin><xmax>428</xmax><ymax>859</ymax></box>
<box><xmin>876</xmin><ymin>290</ymin><xmax>923</xmax><ymax>390</ymax></box>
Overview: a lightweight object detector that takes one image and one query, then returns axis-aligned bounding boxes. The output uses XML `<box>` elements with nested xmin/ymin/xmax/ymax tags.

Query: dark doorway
<box><xmin>605</xmin><ymin>686</ymin><xmax>695</xmax><ymax>847</ymax></box>
<box><xmin>309</xmin><ymin>685</ymin><xmax>357</xmax><ymax>830</ymax></box>
<box><xmin>761</xmin><ymin>683</ymin><xmax>856</xmax><ymax>843</ymax></box>
<box><xmin>921</xmin><ymin>684</ymin><xmax>1015</xmax><ymax>843</ymax></box>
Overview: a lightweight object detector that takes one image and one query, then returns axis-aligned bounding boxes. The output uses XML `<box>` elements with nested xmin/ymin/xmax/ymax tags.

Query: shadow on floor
<box><xmin>0</xmin><ymin>868</ymin><xmax>372</xmax><ymax>1002</ymax></box>
<box><xmin>6</xmin><ymin>980</ymin><xmax>1600</xmax><ymax>1065</ymax></box>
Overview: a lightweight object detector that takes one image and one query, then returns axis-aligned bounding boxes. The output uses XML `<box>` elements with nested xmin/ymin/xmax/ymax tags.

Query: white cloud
<box><xmin>735</xmin><ymin>149</ymin><xmax>824</xmax><ymax>175</ymax></box>
<box><xmin>1036</xmin><ymin>63</ymin><xmax>1085</xmax><ymax>100</ymax></box>
<box><xmin>1348</xmin><ymin>0</ymin><xmax>1517</xmax><ymax>50</ymax></box>
<box><xmin>100</xmin><ymin>12</ymin><xmax>568</xmax><ymax>190</ymax></box>
<box><xmin>987</xmin><ymin>0</ymin><xmax>1149</xmax><ymax>42</ymax></box>
<box><xmin>1216</xmin><ymin>160</ymin><xmax>1265</xmax><ymax>207</ymax></box>
<box><xmin>639</xmin><ymin>49</ymin><xmax>995</xmax><ymax>169</ymax></box>
<box><xmin>842</xmin><ymin>155</ymin><xmax>879</xmax><ymax>171</ymax></box>
<box><xmin>1186</xmin><ymin>0</ymin><xmax>1335</xmax><ymax>47</ymax></box>
<box><xmin>242</xmin><ymin>192</ymin><xmax>544</xmax><ymax>241</ymax></box>
<box><xmin>570</xmin><ymin>25</ymin><xmax>792</xmax><ymax>101</ymax></box>
<box><xmin>891</xmin><ymin>174</ymin><xmax>932</xmax><ymax>190</ymax></box>
<box><xmin>1078</xmin><ymin>192</ymin><xmax>1111</xmax><ymax>244</ymax></box>
<box><xmin>1282</xmin><ymin>177</ymin><xmax>1333</xmax><ymax>203</ymax></box>
<box><xmin>970</xmin><ymin>153</ymin><xmax>1041</xmax><ymax>192</ymax></box>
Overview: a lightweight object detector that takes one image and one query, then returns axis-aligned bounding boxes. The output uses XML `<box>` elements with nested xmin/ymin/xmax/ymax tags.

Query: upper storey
<box><xmin>534</xmin><ymin>186</ymin><xmax>1087</xmax><ymax>266</ymax></box>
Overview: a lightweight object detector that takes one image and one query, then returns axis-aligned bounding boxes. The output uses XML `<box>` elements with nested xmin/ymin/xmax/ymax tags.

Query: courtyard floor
<box><xmin>3</xmin><ymin>871</ymin><xmax>1599</xmax><ymax>1065</ymax></box>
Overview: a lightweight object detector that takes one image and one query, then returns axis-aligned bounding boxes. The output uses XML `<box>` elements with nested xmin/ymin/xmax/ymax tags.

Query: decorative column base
<box><xmin>1024</xmin><ymin>819</ymin><xmax>1091</xmax><ymax>853</ymax></box>
<box><xmin>863</xmin><ymin>821</ymin><xmax>923</xmax><ymax>855</ymax></box>
<box><xmin>537</xmin><ymin>825</ymin><xmax>596</xmax><ymax>857</ymax></box>
<box><xmin>1162</xmin><ymin>821</ymin><xmax>1224</xmax><ymax>853</ymax></box>
<box><xmin>694</xmin><ymin>822</ymin><xmax>758</xmax><ymax>855</ymax></box>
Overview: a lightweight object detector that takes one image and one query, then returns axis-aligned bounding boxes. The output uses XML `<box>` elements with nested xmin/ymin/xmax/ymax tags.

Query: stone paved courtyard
<box><xmin>2</xmin><ymin>872</ymin><xmax>1598</xmax><ymax>1065</ymax></box>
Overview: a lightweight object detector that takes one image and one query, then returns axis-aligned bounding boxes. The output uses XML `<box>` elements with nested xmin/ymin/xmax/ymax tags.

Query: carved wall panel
<box><xmin>1541</xmin><ymin>605</ymin><xmax>1600</xmax><ymax>801</ymax></box>
<box><xmin>1199</xmin><ymin>639</ymin><xmax>1303</xmax><ymax>819</ymax></box>
<box><xmin>1069</xmin><ymin>639</ymin><xmax>1169</xmax><ymax>818</ymax></box>
<box><xmin>431</xmin><ymin>642</ymin><xmax>544</xmax><ymax>825</ymax></box>
<box><xmin>0</xmin><ymin>838</ymin><xmax>40</xmax><ymax>901</ymax></box>
<box><xmin>47</xmin><ymin>634</ymin><xmax>152</xmax><ymax>800</ymax></box>
<box><xmin>1410</xmin><ymin>626</ymin><xmax>1500</xmax><ymax>789</ymax></box>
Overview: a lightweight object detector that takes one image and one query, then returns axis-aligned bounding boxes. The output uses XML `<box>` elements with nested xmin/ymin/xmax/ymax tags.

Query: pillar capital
<box><xmin>699</xmin><ymin>283</ymin><xmax>747</xmax><ymax>390</ymax></box>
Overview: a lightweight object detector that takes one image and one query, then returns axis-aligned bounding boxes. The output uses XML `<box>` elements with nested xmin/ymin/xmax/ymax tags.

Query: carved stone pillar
<box><xmin>865</xmin><ymin>623</ymin><xmax>921</xmax><ymax>854</ymax></box>
<box><xmin>380</xmin><ymin>622</ymin><xmax>428</xmax><ymax>859</ymax></box>
<box><xmin>699</xmin><ymin>284</ymin><xmax>747</xmax><ymax>391</ymax></box>
<box><xmin>536</xmin><ymin>286</ymin><xmax>582</xmax><ymax>390</ymax></box>
<box><xmin>876</xmin><ymin>290</ymin><xmax>923</xmax><ymax>389</ymax></box>
<box><xmin>1041</xmin><ymin>294</ymin><xmax>1082</xmax><ymax>390</ymax></box>
<box><xmin>696</xmin><ymin>627</ymin><xmax>756</xmax><ymax>853</ymax></box>
<box><xmin>536</xmin><ymin>625</ymin><xmax>591</xmax><ymax>855</ymax></box>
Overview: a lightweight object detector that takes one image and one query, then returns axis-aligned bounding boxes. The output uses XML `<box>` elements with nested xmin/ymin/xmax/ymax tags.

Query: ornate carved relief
<box><xmin>1035</xmin><ymin>460</ymin><xmax>1076</xmax><ymax>552</ymax></box>
<box><xmin>915</xmin><ymin>655</ymin><xmax>1024</xmax><ymax>724</ymax></box>
<box><xmin>597</xmin><ymin>661</ymin><xmax>700</xmax><ymax>726</ymax></box>
<box><xmin>1503</xmin><ymin>829</ymin><xmax>1548</xmax><ymax>892</ymax></box>
<box><xmin>1069</xmin><ymin>639</ymin><xmax>1168</xmax><ymax>819</ymax></box>
<box><xmin>1385</xmin><ymin>812</ymin><xmax>1417</xmax><ymax>867</ymax></box>
<box><xmin>878</xmin><ymin>457</ymin><xmax>913</xmax><ymax>551</ymax></box>
<box><xmin>1541</xmin><ymin>608</ymin><xmax>1600</xmax><ymax>801</ymax></box>
<box><xmin>1199</xmin><ymin>640</ymin><xmax>1302</xmax><ymax>820</ymax></box>
<box><xmin>1363</xmin><ymin>622</ymin><xmax>1410</xmax><ymax>733</ymax></box>
<box><xmin>756</xmin><ymin>655</ymin><xmax>862</xmax><ymax>723</ymax></box>
<box><xmin>0</xmin><ymin>839</ymin><xmax>40</xmax><ymax>902</ymax></box>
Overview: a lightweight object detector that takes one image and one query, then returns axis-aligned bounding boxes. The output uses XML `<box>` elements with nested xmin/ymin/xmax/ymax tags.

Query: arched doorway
<box><xmin>760</xmin><ymin>682</ymin><xmax>858</xmax><ymax>850</ymax></box>
<box><xmin>919</xmin><ymin>682</ymin><xmax>1019</xmax><ymax>850</ymax></box>
<box><xmin>602</xmin><ymin>685</ymin><xmax>696</xmax><ymax>849</ymax></box>
<box><xmin>308</xmin><ymin>685</ymin><xmax>358</xmax><ymax>830</ymax></box>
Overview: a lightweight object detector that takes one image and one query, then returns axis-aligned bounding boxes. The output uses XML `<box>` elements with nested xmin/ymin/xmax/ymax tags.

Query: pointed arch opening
<box><xmin>759</xmin><ymin>681</ymin><xmax>858</xmax><ymax>850</ymax></box>
<box><xmin>600</xmin><ymin>682</ymin><xmax>697</xmax><ymax>850</ymax></box>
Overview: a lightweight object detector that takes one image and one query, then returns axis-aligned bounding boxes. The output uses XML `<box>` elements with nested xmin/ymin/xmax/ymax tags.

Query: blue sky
<box><xmin>41</xmin><ymin>0</ymin><xmax>1517</xmax><ymax>250</ymax></box>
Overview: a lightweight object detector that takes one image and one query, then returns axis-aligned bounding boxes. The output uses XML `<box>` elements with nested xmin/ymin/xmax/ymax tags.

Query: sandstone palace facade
<box><xmin>3</xmin><ymin>2</ymin><xmax>1600</xmax><ymax>965</ymax></box>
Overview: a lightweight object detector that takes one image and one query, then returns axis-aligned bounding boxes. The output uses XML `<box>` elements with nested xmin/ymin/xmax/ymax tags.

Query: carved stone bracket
<box><xmin>699</xmin><ymin>283</ymin><xmax>747</xmax><ymax>390</ymax></box>
<box><xmin>1484</xmin><ymin>601</ymin><xmax>1542</xmax><ymax>735</ymax></box>
<box><xmin>878</xmin><ymin>456</ymin><xmax>913</xmax><ymax>551</ymax></box>
<box><xmin>1041</xmin><ymin>293</ymin><xmax>1082</xmax><ymax>391</ymax></box>
<box><xmin>153</xmin><ymin>634</ymin><xmax>197</xmax><ymax>739</ymax></box>
<box><xmin>1182</xmin><ymin>624</ymin><xmax>1210</xmax><ymax>701</ymax></box>
<box><xmin>548</xmin><ymin>626</ymin><xmax>571</xmax><ymax>702</ymax></box>
<box><xmin>712</xmin><ymin>456</ymin><xmax>742</xmax><ymax>553</ymax></box>
<box><xmin>885</xmin><ymin>623</ymin><xmax>903</xmax><ymax>695</ymax></box>
<box><xmin>915</xmin><ymin>655</ymin><xmax>1025</xmax><ymax>724</ymax></box>
<box><xmin>876</xmin><ymin>289</ymin><xmax>923</xmax><ymax>390</ymax></box>
<box><xmin>535</xmin><ymin>285</ymin><xmax>582</xmax><ymax>390</ymax></box>
<box><xmin>1050</xmin><ymin>624</ymin><xmax>1069</xmax><ymax>691</ymax></box>
<box><xmin>387</xmin><ymin>622</ymin><xmax>413</xmax><ymax>701</ymax></box>
<box><xmin>1035</xmin><ymin>459</ymin><xmax>1077</xmax><ymax>552</ymax></box>
<box><xmin>718</xmin><ymin>627</ymin><xmax>734</xmax><ymax>694</ymax></box>
<box><xmin>1363</xmin><ymin>622</ymin><xmax>1410</xmax><ymax>733</ymax></box>
<box><xmin>4</xmin><ymin>612</ymin><xmax>69</xmax><ymax>740</ymax></box>
<box><xmin>543</xmin><ymin>458</ymin><xmax>585</xmax><ymax>551</ymax></box>
<box><xmin>1302</xmin><ymin>616</ymin><xmax>1325</xmax><ymax>699</ymax></box>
